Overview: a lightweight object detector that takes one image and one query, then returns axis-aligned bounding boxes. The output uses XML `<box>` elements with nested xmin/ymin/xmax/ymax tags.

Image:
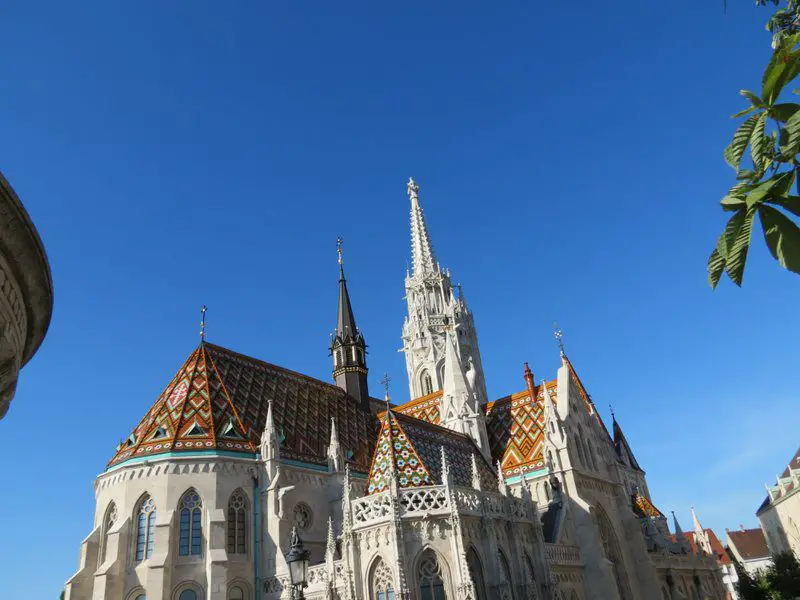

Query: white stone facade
<box><xmin>66</xmin><ymin>178</ymin><xmax>727</xmax><ymax>600</ymax></box>
<box><xmin>758</xmin><ymin>448</ymin><xmax>800</xmax><ymax>558</ymax></box>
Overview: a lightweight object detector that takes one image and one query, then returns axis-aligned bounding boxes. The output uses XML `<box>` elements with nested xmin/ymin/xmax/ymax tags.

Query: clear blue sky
<box><xmin>2</xmin><ymin>1</ymin><xmax>799</xmax><ymax>596</ymax></box>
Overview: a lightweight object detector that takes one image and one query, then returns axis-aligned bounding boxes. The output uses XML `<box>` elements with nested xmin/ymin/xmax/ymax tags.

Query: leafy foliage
<box><xmin>735</xmin><ymin>560</ymin><xmax>770</xmax><ymax>600</ymax></box>
<box><xmin>764</xmin><ymin>551</ymin><xmax>800</xmax><ymax>599</ymax></box>
<box><xmin>711</xmin><ymin>3</ymin><xmax>800</xmax><ymax>287</ymax></box>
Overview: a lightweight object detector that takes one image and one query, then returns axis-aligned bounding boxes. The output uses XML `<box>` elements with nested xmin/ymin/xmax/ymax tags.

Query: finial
<box><xmin>200</xmin><ymin>305</ymin><xmax>208</xmax><ymax>342</ymax></box>
<box><xmin>380</xmin><ymin>373</ymin><xmax>391</xmax><ymax>408</ymax></box>
<box><xmin>407</xmin><ymin>177</ymin><xmax>419</xmax><ymax>201</ymax></box>
<box><xmin>609</xmin><ymin>404</ymin><xmax>616</xmax><ymax>420</ymax></box>
<box><xmin>553</xmin><ymin>322</ymin><xmax>565</xmax><ymax>355</ymax></box>
<box><xmin>336</xmin><ymin>236</ymin><xmax>344</xmax><ymax>270</ymax></box>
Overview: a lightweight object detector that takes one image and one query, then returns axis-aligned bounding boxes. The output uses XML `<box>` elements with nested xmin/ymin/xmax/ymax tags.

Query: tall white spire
<box><xmin>401</xmin><ymin>178</ymin><xmax>489</xmax><ymax>405</ymax></box>
<box><xmin>407</xmin><ymin>177</ymin><xmax>438</xmax><ymax>278</ymax></box>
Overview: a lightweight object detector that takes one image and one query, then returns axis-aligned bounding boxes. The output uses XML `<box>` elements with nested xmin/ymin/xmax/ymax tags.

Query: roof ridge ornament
<box><xmin>336</xmin><ymin>236</ymin><xmax>344</xmax><ymax>278</ymax></box>
<box><xmin>553</xmin><ymin>322</ymin><xmax>565</xmax><ymax>356</ymax></box>
<box><xmin>200</xmin><ymin>305</ymin><xmax>208</xmax><ymax>343</ymax></box>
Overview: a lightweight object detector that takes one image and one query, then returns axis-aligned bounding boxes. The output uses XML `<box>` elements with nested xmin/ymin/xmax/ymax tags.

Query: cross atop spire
<box><xmin>553</xmin><ymin>323</ymin><xmax>565</xmax><ymax>355</ymax></box>
<box><xmin>380</xmin><ymin>373</ymin><xmax>391</xmax><ymax>405</ymax></box>
<box><xmin>200</xmin><ymin>305</ymin><xmax>208</xmax><ymax>342</ymax></box>
<box><xmin>407</xmin><ymin>177</ymin><xmax>438</xmax><ymax>278</ymax></box>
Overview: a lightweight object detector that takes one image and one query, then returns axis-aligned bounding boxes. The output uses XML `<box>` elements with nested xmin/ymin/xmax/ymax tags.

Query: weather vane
<box><xmin>200</xmin><ymin>305</ymin><xmax>208</xmax><ymax>342</ymax></box>
<box><xmin>553</xmin><ymin>323</ymin><xmax>565</xmax><ymax>354</ymax></box>
<box><xmin>336</xmin><ymin>236</ymin><xmax>343</xmax><ymax>266</ymax></box>
<box><xmin>407</xmin><ymin>177</ymin><xmax>419</xmax><ymax>201</ymax></box>
<box><xmin>609</xmin><ymin>404</ymin><xmax>615</xmax><ymax>420</ymax></box>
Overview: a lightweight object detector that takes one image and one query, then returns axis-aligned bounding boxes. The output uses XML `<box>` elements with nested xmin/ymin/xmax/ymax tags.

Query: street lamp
<box><xmin>285</xmin><ymin>526</ymin><xmax>310</xmax><ymax>599</ymax></box>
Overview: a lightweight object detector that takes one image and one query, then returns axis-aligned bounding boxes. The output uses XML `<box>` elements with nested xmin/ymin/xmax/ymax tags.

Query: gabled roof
<box><xmin>366</xmin><ymin>410</ymin><xmax>497</xmax><ymax>494</ymax></box>
<box><xmin>109</xmin><ymin>342</ymin><xmax>379</xmax><ymax>471</ymax></box>
<box><xmin>485</xmin><ymin>382</ymin><xmax>553</xmax><ymax>478</ymax></box>
<box><xmin>728</xmin><ymin>528</ymin><xmax>771</xmax><ymax>561</ymax></box>
<box><xmin>757</xmin><ymin>445</ymin><xmax>800</xmax><ymax>514</ymax></box>
<box><xmin>613</xmin><ymin>416</ymin><xmax>643</xmax><ymax>472</ymax></box>
<box><xmin>394</xmin><ymin>390</ymin><xmax>442</xmax><ymax>425</ymax></box>
<box><xmin>681</xmin><ymin>530</ymin><xmax>731</xmax><ymax>565</ymax></box>
<box><xmin>632</xmin><ymin>493</ymin><xmax>664</xmax><ymax>519</ymax></box>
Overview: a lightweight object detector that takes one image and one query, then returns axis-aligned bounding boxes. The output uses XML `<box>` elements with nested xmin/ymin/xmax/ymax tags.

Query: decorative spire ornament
<box><xmin>553</xmin><ymin>323</ymin><xmax>565</xmax><ymax>355</ymax></box>
<box><xmin>200</xmin><ymin>305</ymin><xmax>207</xmax><ymax>342</ymax></box>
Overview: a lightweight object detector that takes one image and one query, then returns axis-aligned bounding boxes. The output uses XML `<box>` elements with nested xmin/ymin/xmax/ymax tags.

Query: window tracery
<box><xmin>135</xmin><ymin>495</ymin><xmax>156</xmax><ymax>562</ymax></box>
<box><xmin>179</xmin><ymin>489</ymin><xmax>202</xmax><ymax>556</ymax></box>
<box><xmin>417</xmin><ymin>550</ymin><xmax>446</xmax><ymax>600</ymax></box>
<box><xmin>227</xmin><ymin>490</ymin><xmax>248</xmax><ymax>554</ymax></box>
<box><xmin>372</xmin><ymin>558</ymin><xmax>396</xmax><ymax>600</ymax></box>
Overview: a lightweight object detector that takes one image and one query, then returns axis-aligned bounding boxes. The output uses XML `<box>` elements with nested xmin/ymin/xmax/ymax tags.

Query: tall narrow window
<box><xmin>466</xmin><ymin>548</ymin><xmax>486</xmax><ymax>600</ymax></box>
<box><xmin>523</xmin><ymin>553</ymin><xmax>538</xmax><ymax>600</ymax></box>
<box><xmin>227</xmin><ymin>490</ymin><xmax>248</xmax><ymax>554</ymax></box>
<box><xmin>178</xmin><ymin>489</ymin><xmax>202</xmax><ymax>556</ymax></box>
<box><xmin>595</xmin><ymin>505</ymin><xmax>632</xmax><ymax>600</ymax></box>
<box><xmin>421</xmin><ymin>370</ymin><xmax>433</xmax><ymax>396</ymax></box>
<box><xmin>497</xmin><ymin>551</ymin><xmax>515</xmax><ymax>600</ymax></box>
<box><xmin>99</xmin><ymin>502</ymin><xmax>117</xmax><ymax>565</ymax></box>
<box><xmin>372</xmin><ymin>558</ymin><xmax>396</xmax><ymax>600</ymax></box>
<box><xmin>417</xmin><ymin>550</ymin><xmax>446</xmax><ymax>600</ymax></box>
<box><xmin>135</xmin><ymin>495</ymin><xmax>156</xmax><ymax>562</ymax></box>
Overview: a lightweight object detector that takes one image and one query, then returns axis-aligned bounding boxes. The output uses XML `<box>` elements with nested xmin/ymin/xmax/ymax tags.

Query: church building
<box><xmin>65</xmin><ymin>179</ymin><xmax>726</xmax><ymax>600</ymax></box>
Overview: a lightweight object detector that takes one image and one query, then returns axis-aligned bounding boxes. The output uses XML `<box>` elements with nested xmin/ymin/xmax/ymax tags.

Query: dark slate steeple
<box><xmin>612</xmin><ymin>412</ymin><xmax>643</xmax><ymax>472</ymax></box>
<box><xmin>330</xmin><ymin>238</ymin><xmax>369</xmax><ymax>411</ymax></box>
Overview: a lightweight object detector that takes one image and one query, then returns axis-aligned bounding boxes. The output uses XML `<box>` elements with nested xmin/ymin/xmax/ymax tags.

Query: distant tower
<box><xmin>401</xmin><ymin>177</ymin><xmax>489</xmax><ymax>405</ymax></box>
<box><xmin>330</xmin><ymin>238</ymin><xmax>369</xmax><ymax>410</ymax></box>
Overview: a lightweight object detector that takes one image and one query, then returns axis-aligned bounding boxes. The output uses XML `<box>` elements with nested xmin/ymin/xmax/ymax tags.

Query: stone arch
<box><xmin>594</xmin><ymin>504</ymin><xmax>632</xmax><ymax>600</ymax></box>
<box><xmin>125</xmin><ymin>587</ymin><xmax>147</xmax><ymax>600</ymax></box>
<box><xmin>132</xmin><ymin>492</ymin><xmax>156</xmax><ymax>563</ymax></box>
<box><xmin>98</xmin><ymin>500</ymin><xmax>118</xmax><ymax>566</ymax></box>
<box><xmin>419</xmin><ymin>369</ymin><xmax>434</xmax><ymax>396</ymax></box>
<box><xmin>436</xmin><ymin>359</ymin><xmax>445</xmax><ymax>387</ymax></box>
<box><xmin>171</xmin><ymin>581</ymin><xmax>204</xmax><ymax>600</ymax></box>
<box><xmin>497</xmin><ymin>548</ymin><xmax>515</xmax><ymax>600</ymax></box>
<box><xmin>466</xmin><ymin>546</ymin><xmax>487</xmax><ymax>600</ymax></box>
<box><xmin>413</xmin><ymin>547</ymin><xmax>451</xmax><ymax>600</ymax></box>
<box><xmin>522</xmin><ymin>551</ymin><xmax>538</xmax><ymax>599</ymax></box>
<box><xmin>368</xmin><ymin>554</ymin><xmax>396</xmax><ymax>600</ymax></box>
<box><xmin>177</xmin><ymin>488</ymin><xmax>203</xmax><ymax>556</ymax></box>
<box><xmin>227</xmin><ymin>579</ymin><xmax>251</xmax><ymax>600</ymax></box>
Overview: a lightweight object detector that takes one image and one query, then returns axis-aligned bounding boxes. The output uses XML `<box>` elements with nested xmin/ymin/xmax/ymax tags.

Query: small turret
<box><xmin>330</xmin><ymin>238</ymin><xmax>369</xmax><ymax>411</ymax></box>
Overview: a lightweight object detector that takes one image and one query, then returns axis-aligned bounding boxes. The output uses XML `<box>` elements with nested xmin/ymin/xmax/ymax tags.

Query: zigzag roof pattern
<box><xmin>632</xmin><ymin>492</ymin><xmax>665</xmax><ymax>519</ymax></box>
<box><xmin>485</xmin><ymin>382</ymin><xmax>554</xmax><ymax>478</ymax></box>
<box><xmin>366</xmin><ymin>410</ymin><xmax>497</xmax><ymax>494</ymax></box>
<box><xmin>109</xmin><ymin>342</ymin><xmax>379</xmax><ymax>471</ymax></box>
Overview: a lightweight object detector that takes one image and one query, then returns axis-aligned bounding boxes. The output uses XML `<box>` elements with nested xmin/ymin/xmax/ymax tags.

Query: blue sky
<box><xmin>2</xmin><ymin>1</ymin><xmax>799</xmax><ymax>596</ymax></box>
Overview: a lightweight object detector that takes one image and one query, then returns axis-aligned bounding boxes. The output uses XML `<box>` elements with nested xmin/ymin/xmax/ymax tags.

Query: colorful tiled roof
<box><xmin>394</xmin><ymin>390</ymin><xmax>442</xmax><ymax>425</ymax></box>
<box><xmin>632</xmin><ymin>493</ymin><xmax>664</xmax><ymax>519</ymax></box>
<box><xmin>366</xmin><ymin>411</ymin><xmax>497</xmax><ymax>494</ymax></box>
<box><xmin>728</xmin><ymin>528</ymin><xmax>771</xmax><ymax>561</ymax></box>
<box><xmin>109</xmin><ymin>342</ymin><xmax>379</xmax><ymax>471</ymax></box>
<box><xmin>485</xmin><ymin>383</ymin><xmax>552</xmax><ymax>478</ymax></box>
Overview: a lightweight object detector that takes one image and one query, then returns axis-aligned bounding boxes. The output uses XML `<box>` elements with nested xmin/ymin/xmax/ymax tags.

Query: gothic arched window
<box><xmin>523</xmin><ymin>552</ymin><xmax>539</xmax><ymax>600</ymax></box>
<box><xmin>420</xmin><ymin>370</ymin><xmax>433</xmax><ymax>396</ymax></box>
<box><xmin>228</xmin><ymin>585</ymin><xmax>245</xmax><ymax>600</ymax></box>
<box><xmin>371</xmin><ymin>558</ymin><xmax>395</xmax><ymax>600</ymax></box>
<box><xmin>178</xmin><ymin>489</ymin><xmax>202</xmax><ymax>556</ymax></box>
<box><xmin>227</xmin><ymin>490</ymin><xmax>248</xmax><ymax>554</ymax></box>
<box><xmin>178</xmin><ymin>591</ymin><xmax>198</xmax><ymax>600</ymax></box>
<box><xmin>99</xmin><ymin>501</ymin><xmax>117</xmax><ymax>565</ymax></box>
<box><xmin>417</xmin><ymin>550</ymin><xmax>447</xmax><ymax>600</ymax></box>
<box><xmin>134</xmin><ymin>494</ymin><xmax>156</xmax><ymax>562</ymax></box>
<box><xmin>595</xmin><ymin>505</ymin><xmax>632</xmax><ymax>600</ymax></box>
<box><xmin>466</xmin><ymin>548</ymin><xmax>486</xmax><ymax>600</ymax></box>
<box><xmin>498</xmin><ymin>550</ymin><xmax>515</xmax><ymax>600</ymax></box>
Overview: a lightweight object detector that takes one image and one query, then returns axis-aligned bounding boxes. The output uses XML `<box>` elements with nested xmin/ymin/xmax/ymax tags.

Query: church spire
<box><xmin>330</xmin><ymin>238</ymin><xmax>369</xmax><ymax>411</ymax></box>
<box><xmin>407</xmin><ymin>177</ymin><xmax>438</xmax><ymax>278</ymax></box>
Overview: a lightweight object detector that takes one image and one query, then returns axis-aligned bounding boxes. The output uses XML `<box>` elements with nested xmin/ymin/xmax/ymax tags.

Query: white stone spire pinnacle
<box><xmin>407</xmin><ymin>177</ymin><xmax>438</xmax><ymax>278</ymax></box>
<box><xmin>327</xmin><ymin>417</ymin><xmax>343</xmax><ymax>472</ymax></box>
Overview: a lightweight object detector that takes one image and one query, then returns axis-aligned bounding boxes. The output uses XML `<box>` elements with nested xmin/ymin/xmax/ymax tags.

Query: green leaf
<box><xmin>759</xmin><ymin>204</ymin><xmax>800</xmax><ymax>274</ymax></box>
<box><xmin>762</xmin><ymin>33</ymin><xmax>800</xmax><ymax>104</ymax></box>
<box><xmin>708</xmin><ymin>246</ymin><xmax>726</xmax><ymax>289</ymax></box>
<box><xmin>725</xmin><ymin>114</ymin><xmax>760</xmax><ymax>170</ymax></box>
<box><xmin>725</xmin><ymin>208</ymin><xmax>756</xmax><ymax>285</ymax></box>
<box><xmin>781</xmin><ymin>108</ymin><xmax>800</xmax><ymax>156</ymax></box>
<box><xmin>721</xmin><ymin>195</ymin><xmax>747</xmax><ymax>211</ymax></box>
<box><xmin>750</xmin><ymin>113</ymin><xmax>769</xmax><ymax>171</ymax></box>
<box><xmin>741</xmin><ymin>89</ymin><xmax>765</xmax><ymax>107</ymax></box>
<box><xmin>769</xmin><ymin>102</ymin><xmax>800</xmax><ymax>121</ymax></box>
<box><xmin>766</xmin><ymin>194</ymin><xmax>800</xmax><ymax>218</ymax></box>
<box><xmin>736</xmin><ymin>169</ymin><xmax>757</xmax><ymax>180</ymax></box>
<box><xmin>732</xmin><ymin>106</ymin><xmax>759</xmax><ymax>118</ymax></box>
<box><xmin>746</xmin><ymin>171</ymin><xmax>795</xmax><ymax>208</ymax></box>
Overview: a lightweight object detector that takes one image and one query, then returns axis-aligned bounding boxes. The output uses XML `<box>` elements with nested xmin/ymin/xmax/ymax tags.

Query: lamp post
<box><xmin>285</xmin><ymin>526</ymin><xmax>310</xmax><ymax>600</ymax></box>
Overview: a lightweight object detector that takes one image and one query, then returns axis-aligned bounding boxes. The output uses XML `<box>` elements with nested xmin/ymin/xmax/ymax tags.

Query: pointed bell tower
<box><xmin>330</xmin><ymin>238</ymin><xmax>370</xmax><ymax>411</ymax></box>
<box><xmin>401</xmin><ymin>178</ymin><xmax>488</xmax><ymax>404</ymax></box>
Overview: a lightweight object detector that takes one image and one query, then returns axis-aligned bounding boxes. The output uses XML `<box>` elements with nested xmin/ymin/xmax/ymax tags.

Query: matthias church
<box><xmin>66</xmin><ymin>179</ymin><xmax>727</xmax><ymax>600</ymax></box>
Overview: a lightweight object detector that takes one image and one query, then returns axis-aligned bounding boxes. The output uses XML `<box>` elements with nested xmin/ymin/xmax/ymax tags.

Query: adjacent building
<box><xmin>726</xmin><ymin>527</ymin><xmax>771</xmax><ymax>577</ymax></box>
<box><xmin>0</xmin><ymin>172</ymin><xmax>53</xmax><ymax>419</ymax></box>
<box><xmin>757</xmin><ymin>447</ymin><xmax>800</xmax><ymax>558</ymax></box>
<box><xmin>65</xmin><ymin>178</ymin><xmax>725</xmax><ymax>600</ymax></box>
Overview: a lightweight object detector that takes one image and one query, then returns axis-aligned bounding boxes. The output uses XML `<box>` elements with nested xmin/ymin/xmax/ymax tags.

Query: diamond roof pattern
<box><xmin>366</xmin><ymin>410</ymin><xmax>497</xmax><ymax>494</ymax></box>
<box><xmin>109</xmin><ymin>343</ymin><xmax>379</xmax><ymax>471</ymax></box>
<box><xmin>485</xmin><ymin>383</ymin><xmax>552</xmax><ymax>478</ymax></box>
<box><xmin>632</xmin><ymin>493</ymin><xmax>665</xmax><ymax>519</ymax></box>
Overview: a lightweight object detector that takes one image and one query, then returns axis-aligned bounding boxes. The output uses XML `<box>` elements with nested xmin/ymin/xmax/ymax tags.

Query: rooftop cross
<box><xmin>380</xmin><ymin>373</ymin><xmax>392</xmax><ymax>408</ymax></box>
<box><xmin>553</xmin><ymin>323</ymin><xmax>565</xmax><ymax>354</ymax></box>
<box><xmin>200</xmin><ymin>305</ymin><xmax>208</xmax><ymax>342</ymax></box>
<box><xmin>336</xmin><ymin>236</ymin><xmax>344</xmax><ymax>267</ymax></box>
